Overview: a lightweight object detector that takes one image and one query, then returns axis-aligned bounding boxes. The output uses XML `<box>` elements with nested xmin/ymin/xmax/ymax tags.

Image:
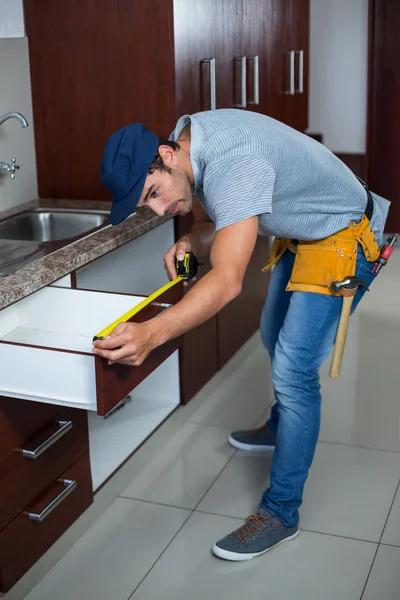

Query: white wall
<box><xmin>0</xmin><ymin>5</ymin><xmax>37</xmax><ymax>216</ymax></box>
<box><xmin>308</xmin><ymin>0</ymin><xmax>369</xmax><ymax>153</ymax></box>
<box><xmin>0</xmin><ymin>0</ymin><xmax>25</xmax><ymax>37</ymax></box>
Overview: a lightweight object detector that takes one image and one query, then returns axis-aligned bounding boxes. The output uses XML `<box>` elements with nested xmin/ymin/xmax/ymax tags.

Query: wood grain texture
<box><xmin>0</xmin><ymin>398</ymin><xmax>61</xmax><ymax>463</ymax></box>
<box><xmin>173</xmin><ymin>0</ymin><xmax>216</xmax><ymax>116</ymax></box>
<box><xmin>0</xmin><ymin>409</ymin><xmax>88</xmax><ymax>531</ymax></box>
<box><xmin>367</xmin><ymin>0</ymin><xmax>400</xmax><ymax>231</ymax></box>
<box><xmin>0</xmin><ymin>452</ymin><xmax>93</xmax><ymax>593</ymax></box>
<box><xmin>23</xmin><ymin>0</ymin><xmax>175</xmax><ymax>200</ymax></box>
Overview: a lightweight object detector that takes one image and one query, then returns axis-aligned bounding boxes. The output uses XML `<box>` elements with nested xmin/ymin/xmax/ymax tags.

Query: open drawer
<box><xmin>0</xmin><ymin>284</ymin><xmax>182</xmax><ymax>415</ymax></box>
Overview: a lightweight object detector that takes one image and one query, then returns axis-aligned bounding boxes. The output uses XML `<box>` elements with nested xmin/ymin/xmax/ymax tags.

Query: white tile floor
<box><xmin>6</xmin><ymin>247</ymin><xmax>400</xmax><ymax>600</ymax></box>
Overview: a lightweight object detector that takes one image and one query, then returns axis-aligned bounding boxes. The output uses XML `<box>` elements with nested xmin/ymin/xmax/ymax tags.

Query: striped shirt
<box><xmin>170</xmin><ymin>109</ymin><xmax>389</xmax><ymax>240</ymax></box>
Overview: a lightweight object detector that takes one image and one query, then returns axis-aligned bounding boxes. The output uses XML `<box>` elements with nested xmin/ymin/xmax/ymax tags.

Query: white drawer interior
<box><xmin>0</xmin><ymin>286</ymin><xmax>145</xmax><ymax>352</ymax></box>
<box><xmin>0</xmin><ymin>286</ymin><xmax>150</xmax><ymax>410</ymax></box>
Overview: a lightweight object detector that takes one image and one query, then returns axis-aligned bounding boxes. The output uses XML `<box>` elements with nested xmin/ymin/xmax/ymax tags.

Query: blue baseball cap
<box><xmin>100</xmin><ymin>123</ymin><xmax>159</xmax><ymax>225</ymax></box>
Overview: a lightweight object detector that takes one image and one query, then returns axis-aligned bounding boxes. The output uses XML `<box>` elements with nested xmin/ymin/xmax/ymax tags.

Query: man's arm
<box><xmin>93</xmin><ymin>216</ymin><xmax>259</xmax><ymax>365</ymax></box>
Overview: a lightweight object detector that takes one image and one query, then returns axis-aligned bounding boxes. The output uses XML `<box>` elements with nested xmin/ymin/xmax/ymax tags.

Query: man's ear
<box><xmin>158</xmin><ymin>145</ymin><xmax>177</xmax><ymax>167</ymax></box>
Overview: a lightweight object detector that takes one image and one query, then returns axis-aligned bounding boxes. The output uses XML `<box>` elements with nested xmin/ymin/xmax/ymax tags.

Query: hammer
<box><xmin>329</xmin><ymin>276</ymin><xmax>369</xmax><ymax>378</ymax></box>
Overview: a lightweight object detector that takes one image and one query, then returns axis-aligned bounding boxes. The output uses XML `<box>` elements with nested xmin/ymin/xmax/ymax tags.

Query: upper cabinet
<box><xmin>23</xmin><ymin>0</ymin><xmax>309</xmax><ymax>201</ymax></box>
<box><xmin>0</xmin><ymin>0</ymin><xmax>25</xmax><ymax>38</ymax></box>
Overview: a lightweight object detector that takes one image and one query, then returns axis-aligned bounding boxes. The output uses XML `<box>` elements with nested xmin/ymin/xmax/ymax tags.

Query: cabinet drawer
<box><xmin>0</xmin><ymin>452</ymin><xmax>93</xmax><ymax>593</ymax></box>
<box><xmin>0</xmin><ymin>283</ymin><xmax>182</xmax><ymax>416</ymax></box>
<box><xmin>0</xmin><ymin>397</ymin><xmax>62</xmax><ymax>462</ymax></box>
<box><xmin>0</xmin><ymin>408</ymin><xmax>88</xmax><ymax>531</ymax></box>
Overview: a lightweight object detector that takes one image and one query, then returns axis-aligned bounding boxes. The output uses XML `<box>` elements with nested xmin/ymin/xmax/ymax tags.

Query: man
<box><xmin>95</xmin><ymin>109</ymin><xmax>390</xmax><ymax>562</ymax></box>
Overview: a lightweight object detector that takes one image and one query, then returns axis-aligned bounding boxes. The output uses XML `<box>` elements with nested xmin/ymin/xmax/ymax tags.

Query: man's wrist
<box><xmin>144</xmin><ymin>314</ymin><xmax>169</xmax><ymax>350</ymax></box>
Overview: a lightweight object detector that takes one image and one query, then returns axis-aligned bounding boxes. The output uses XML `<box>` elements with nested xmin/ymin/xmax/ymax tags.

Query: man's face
<box><xmin>137</xmin><ymin>167</ymin><xmax>193</xmax><ymax>217</ymax></box>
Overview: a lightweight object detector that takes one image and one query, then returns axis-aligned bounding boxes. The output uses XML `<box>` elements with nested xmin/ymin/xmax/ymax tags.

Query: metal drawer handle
<box><xmin>247</xmin><ymin>55</ymin><xmax>259</xmax><ymax>105</ymax></box>
<box><xmin>201</xmin><ymin>58</ymin><xmax>216</xmax><ymax>110</ymax></box>
<box><xmin>235</xmin><ymin>56</ymin><xmax>247</xmax><ymax>108</ymax></box>
<box><xmin>285</xmin><ymin>50</ymin><xmax>295</xmax><ymax>95</ymax></box>
<box><xmin>28</xmin><ymin>479</ymin><xmax>77</xmax><ymax>522</ymax></box>
<box><xmin>22</xmin><ymin>420</ymin><xmax>73</xmax><ymax>460</ymax></box>
<box><xmin>295</xmin><ymin>50</ymin><xmax>304</xmax><ymax>93</ymax></box>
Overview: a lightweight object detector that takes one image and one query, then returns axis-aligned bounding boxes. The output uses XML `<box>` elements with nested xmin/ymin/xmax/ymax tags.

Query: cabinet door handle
<box><xmin>201</xmin><ymin>58</ymin><xmax>216</xmax><ymax>110</ymax></box>
<box><xmin>235</xmin><ymin>56</ymin><xmax>247</xmax><ymax>108</ymax></box>
<box><xmin>27</xmin><ymin>479</ymin><xmax>77</xmax><ymax>522</ymax></box>
<box><xmin>296</xmin><ymin>50</ymin><xmax>304</xmax><ymax>94</ymax></box>
<box><xmin>285</xmin><ymin>50</ymin><xmax>295</xmax><ymax>95</ymax></box>
<box><xmin>247</xmin><ymin>55</ymin><xmax>259</xmax><ymax>105</ymax></box>
<box><xmin>22</xmin><ymin>420</ymin><xmax>73</xmax><ymax>460</ymax></box>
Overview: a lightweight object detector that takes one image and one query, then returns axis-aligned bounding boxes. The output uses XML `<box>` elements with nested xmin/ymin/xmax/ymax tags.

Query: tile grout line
<box><xmin>360</xmin><ymin>475</ymin><xmax>400</xmax><ymax>599</ymax></box>
<box><xmin>122</xmin><ymin>438</ymin><xmax>243</xmax><ymax>599</ymax></box>
<box><xmin>126</xmin><ymin>446</ymin><xmax>244</xmax><ymax>599</ymax></box>
<box><xmin>379</xmin><ymin>541</ymin><xmax>400</xmax><ymax>549</ymax></box>
<box><xmin>126</xmin><ymin>507</ymin><xmax>194</xmax><ymax>600</ymax></box>
<box><xmin>317</xmin><ymin>438</ymin><xmax>400</xmax><ymax>456</ymax></box>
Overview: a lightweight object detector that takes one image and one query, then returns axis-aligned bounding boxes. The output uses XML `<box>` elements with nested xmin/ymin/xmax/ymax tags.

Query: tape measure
<box><xmin>93</xmin><ymin>252</ymin><xmax>198</xmax><ymax>341</ymax></box>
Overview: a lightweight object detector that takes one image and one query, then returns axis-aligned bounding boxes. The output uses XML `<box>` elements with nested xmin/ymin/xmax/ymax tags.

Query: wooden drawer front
<box><xmin>0</xmin><ymin>283</ymin><xmax>182</xmax><ymax>416</ymax></box>
<box><xmin>0</xmin><ymin>452</ymin><xmax>93</xmax><ymax>593</ymax></box>
<box><xmin>0</xmin><ymin>408</ymin><xmax>88</xmax><ymax>531</ymax></box>
<box><xmin>0</xmin><ymin>397</ymin><xmax>62</xmax><ymax>462</ymax></box>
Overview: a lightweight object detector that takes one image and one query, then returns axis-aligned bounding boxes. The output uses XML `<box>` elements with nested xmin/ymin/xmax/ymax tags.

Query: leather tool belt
<box><xmin>262</xmin><ymin>178</ymin><xmax>381</xmax><ymax>296</ymax></box>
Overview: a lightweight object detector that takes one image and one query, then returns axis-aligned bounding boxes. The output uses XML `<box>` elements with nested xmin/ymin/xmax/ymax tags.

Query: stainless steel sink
<box><xmin>0</xmin><ymin>208</ymin><xmax>110</xmax><ymax>277</ymax></box>
<box><xmin>0</xmin><ymin>208</ymin><xmax>109</xmax><ymax>242</ymax></box>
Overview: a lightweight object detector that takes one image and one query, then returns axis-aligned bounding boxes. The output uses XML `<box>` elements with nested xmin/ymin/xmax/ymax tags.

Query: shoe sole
<box><xmin>212</xmin><ymin>529</ymin><xmax>300</xmax><ymax>562</ymax></box>
<box><xmin>228</xmin><ymin>434</ymin><xmax>275</xmax><ymax>452</ymax></box>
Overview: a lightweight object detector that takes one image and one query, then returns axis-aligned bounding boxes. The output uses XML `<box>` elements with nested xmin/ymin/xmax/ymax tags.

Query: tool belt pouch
<box><xmin>261</xmin><ymin>237</ymin><xmax>292</xmax><ymax>272</ymax></box>
<box><xmin>286</xmin><ymin>236</ymin><xmax>358</xmax><ymax>296</ymax></box>
<box><xmin>286</xmin><ymin>216</ymin><xmax>380</xmax><ymax>296</ymax></box>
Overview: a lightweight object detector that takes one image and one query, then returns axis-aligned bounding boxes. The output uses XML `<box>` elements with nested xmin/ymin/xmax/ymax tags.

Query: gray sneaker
<box><xmin>228</xmin><ymin>424</ymin><xmax>276</xmax><ymax>451</ymax></box>
<box><xmin>213</xmin><ymin>512</ymin><xmax>299</xmax><ymax>561</ymax></box>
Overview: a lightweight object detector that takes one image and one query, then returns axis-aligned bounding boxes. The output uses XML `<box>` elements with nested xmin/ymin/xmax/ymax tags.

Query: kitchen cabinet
<box><xmin>74</xmin><ymin>220</ymin><xmax>181</xmax><ymax>487</ymax></box>
<box><xmin>24</xmin><ymin>0</ymin><xmax>310</xmax><ymax>199</ymax></box>
<box><xmin>0</xmin><ymin>399</ymin><xmax>92</xmax><ymax>593</ymax></box>
<box><xmin>367</xmin><ymin>0</ymin><xmax>400</xmax><ymax>232</ymax></box>
<box><xmin>0</xmin><ymin>452</ymin><xmax>92</xmax><ymax>592</ymax></box>
<box><xmin>0</xmin><ymin>284</ymin><xmax>181</xmax><ymax>416</ymax></box>
<box><xmin>217</xmin><ymin>235</ymin><xmax>270</xmax><ymax>368</ymax></box>
<box><xmin>257</xmin><ymin>0</ymin><xmax>309</xmax><ymax>130</ymax></box>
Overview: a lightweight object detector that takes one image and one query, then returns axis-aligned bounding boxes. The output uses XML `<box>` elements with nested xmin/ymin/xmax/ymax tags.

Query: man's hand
<box><xmin>163</xmin><ymin>238</ymin><xmax>192</xmax><ymax>281</ymax></box>
<box><xmin>92</xmin><ymin>321</ymin><xmax>155</xmax><ymax>366</ymax></box>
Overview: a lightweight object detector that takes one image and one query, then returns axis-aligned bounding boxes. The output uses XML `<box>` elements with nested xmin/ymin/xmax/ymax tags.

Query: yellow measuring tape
<box><xmin>93</xmin><ymin>252</ymin><xmax>198</xmax><ymax>341</ymax></box>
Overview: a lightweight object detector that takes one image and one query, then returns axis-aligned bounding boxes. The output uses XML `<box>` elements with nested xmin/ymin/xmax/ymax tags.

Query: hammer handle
<box><xmin>329</xmin><ymin>295</ymin><xmax>354</xmax><ymax>378</ymax></box>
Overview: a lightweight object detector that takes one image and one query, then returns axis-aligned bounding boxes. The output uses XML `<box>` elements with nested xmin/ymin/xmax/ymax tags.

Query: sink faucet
<box><xmin>0</xmin><ymin>112</ymin><xmax>29</xmax><ymax>128</ymax></box>
<box><xmin>0</xmin><ymin>112</ymin><xmax>29</xmax><ymax>179</ymax></box>
<box><xmin>0</xmin><ymin>158</ymin><xmax>20</xmax><ymax>179</ymax></box>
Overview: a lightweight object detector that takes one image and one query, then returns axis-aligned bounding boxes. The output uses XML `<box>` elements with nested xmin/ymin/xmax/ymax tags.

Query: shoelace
<box><xmin>235</xmin><ymin>514</ymin><xmax>277</xmax><ymax>545</ymax></box>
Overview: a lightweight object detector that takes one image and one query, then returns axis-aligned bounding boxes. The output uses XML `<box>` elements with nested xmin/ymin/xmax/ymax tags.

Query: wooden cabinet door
<box><xmin>367</xmin><ymin>0</ymin><xmax>400</xmax><ymax>232</ymax></box>
<box><xmin>289</xmin><ymin>0</ymin><xmax>310</xmax><ymax>132</ymax></box>
<box><xmin>213</xmin><ymin>0</ymin><xmax>245</xmax><ymax>110</ymax></box>
<box><xmin>242</xmin><ymin>0</ymin><xmax>270</xmax><ymax>115</ymax></box>
<box><xmin>261</xmin><ymin>0</ymin><xmax>293</xmax><ymax>124</ymax></box>
<box><xmin>260</xmin><ymin>0</ymin><xmax>309</xmax><ymax>130</ymax></box>
<box><xmin>173</xmin><ymin>0</ymin><xmax>216</xmax><ymax>117</ymax></box>
<box><xmin>23</xmin><ymin>0</ymin><xmax>176</xmax><ymax>200</ymax></box>
<box><xmin>218</xmin><ymin>236</ymin><xmax>270</xmax><ymax>368</ymax></box>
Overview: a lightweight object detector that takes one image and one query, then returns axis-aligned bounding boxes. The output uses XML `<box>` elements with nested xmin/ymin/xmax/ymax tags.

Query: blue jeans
<box><xmin>259</xmin><ymin>243</ymin><xmax>380</xmax><ymax>527</ymax></box>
